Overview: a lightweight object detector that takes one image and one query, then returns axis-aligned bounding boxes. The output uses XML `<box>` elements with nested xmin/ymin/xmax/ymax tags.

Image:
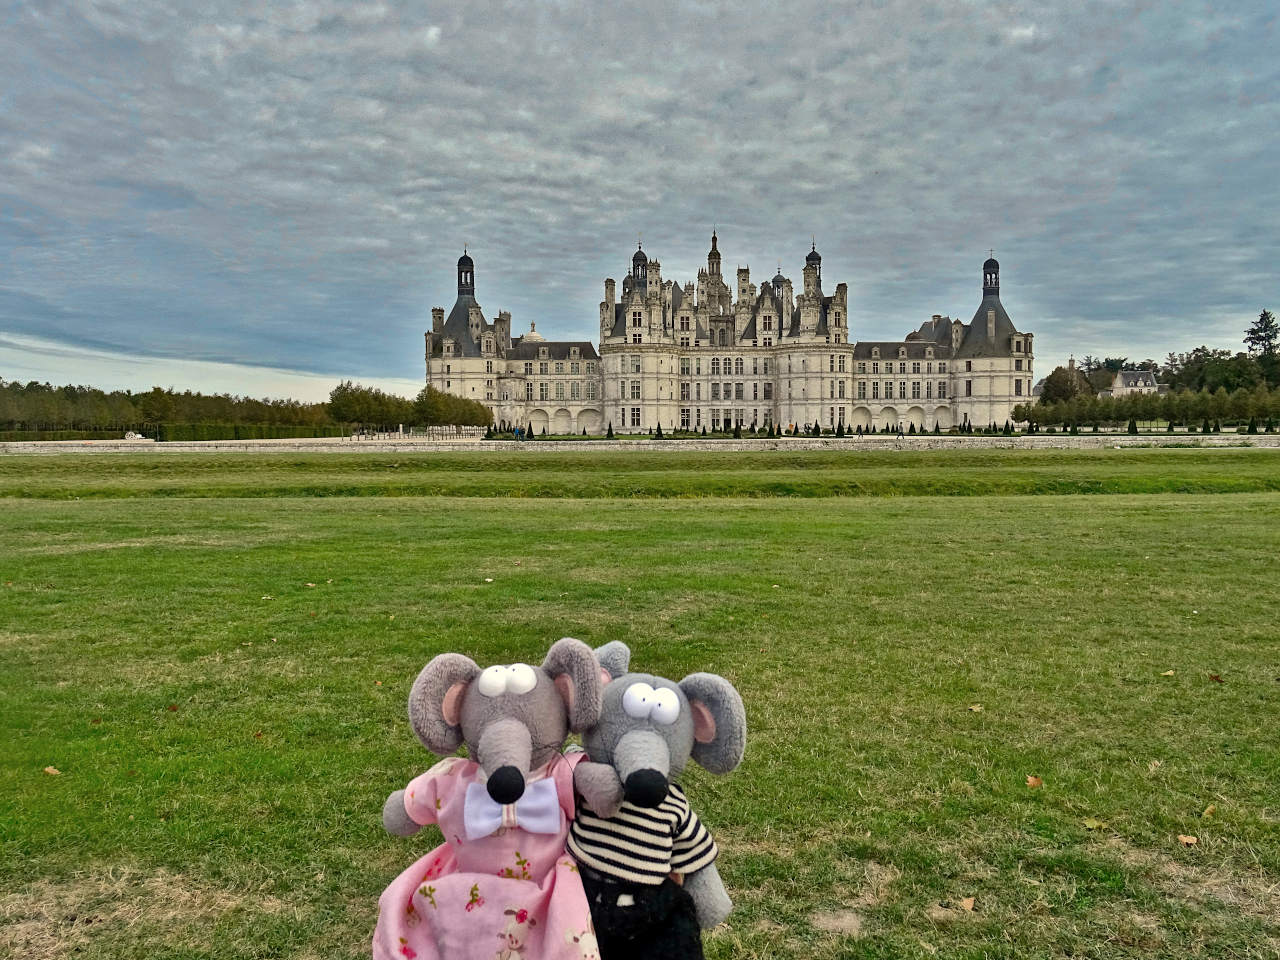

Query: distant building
<box><xmin>425</xmin><ymin>237</ymin><xmax>1035</xmax><ymax>433</ymax></box>
<box><xmin>1107</xmin><ymin>369</ymin><xmax>1165</xmax><ymax>397</ymax></box>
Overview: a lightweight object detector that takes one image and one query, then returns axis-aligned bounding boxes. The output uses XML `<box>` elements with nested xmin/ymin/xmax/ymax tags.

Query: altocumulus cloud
<box><xmin>1</xmin><ymin>0</ymin><xmax>1277</xmax><ymax>393</ymax></box>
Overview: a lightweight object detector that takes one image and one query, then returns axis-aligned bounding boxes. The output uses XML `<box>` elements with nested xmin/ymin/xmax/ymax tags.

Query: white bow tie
<box><xmin>463</xmin><ymin>777</ymin><xmax>561</xmax><ymax>840</ymax></box>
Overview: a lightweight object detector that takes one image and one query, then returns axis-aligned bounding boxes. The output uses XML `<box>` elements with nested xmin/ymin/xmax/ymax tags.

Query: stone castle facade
<box><xmin>425</xmin><ymin>234</ymin><xmax>1033</xmax><ymax>433</ymax></box>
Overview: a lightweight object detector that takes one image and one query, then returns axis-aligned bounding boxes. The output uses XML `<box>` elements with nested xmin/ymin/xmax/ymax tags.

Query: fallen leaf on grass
<box><xmin>166</xmin><ymin>704</ymin><xmax>178</xmax><ymax>712</ymax></box>
<box><xmin>1083</xmin><ymin>817</ymin><xmax>1106</xmax><ymax>831</ymax></box>
<box><xmin>1178</xmin><ymin>834</ymin><xmax>1198</xmax><ymax>847</ymax></box>
<box><xmin>305</xmin><ymin>582</ymin><xmax>316</xmax><ymax>588</ymax></box>
<box><xmin>253</xmin><ymin>730</ymin><xmax>263</xmax><ymax>739</ymax></box>
<box><xmin>1160</xmin><ymin>670</ymin><xmax>1175</xmax><ymax>676</ymax></box>
<box><xmin>1202</xmin><ymin>804</ymin><xmax>1215</xmax><ymax>818</ymax></box>
<box><xmin>261</xmin><ymin>595</ymin><xmax>275</xmax><ymax>601</ymax></box>
<box><xmin>1026</xmin><ymin>775</ymin><xmax>1043</xmax><ymax>789</ymax></box>
<box><xmin>90</xmin><ymin>717</ymin><xmax>102</xmax><ymax>725</ymax></box>
<box><xmin>325</xmin><ymin>579</ymin><xmax>333</xmax><ymax>583</ymax></box>
<box><xmin>375</xmin><ymin>681</ymin><xmax>382</xmax><ymax>686</ymax></box>
<box><xmin>483</xmin><ymin>578</ymin><xmax>494</xmax><ymax>583</ymax></box>
<box><xmin>43</xmin><ymin>766</ymin><xmax>60</xmax><ymax>775</ymax></box>
<box><xmin>1209</xmin><ymin>674</ymin><xmax>1223</xmax><ymax>683</ymax></box>
<box><xmin>968</xmin><ymin>704</ymin><xmax>983</xmax><ymax>713</ymax></box>
<box><xmin>1148</xmin><ymin>759</ymin><xmax>1163</xmax><ymax>773</ymax></box>
<box><xmin>959</xmin><ymin>897</ymin><xmax>976</xmax><ymax>912</ymax></box>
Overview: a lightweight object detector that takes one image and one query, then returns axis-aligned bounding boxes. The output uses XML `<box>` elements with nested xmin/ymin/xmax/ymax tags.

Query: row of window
<box><xmin>520</xmin><ymin>361</ymin><xmax>596</xmax><ymax>376</ymax></box>
<box><xmin>862</xmin><ymin>381</ymin><xmax>950</xmax><ymax>400</ymax></box>
<box><xmin>524</xmin><ymin>381</ymin><xmax>599</xmax><ymax>401</ymax></box>
<box><xmin>859</xmin><ymin>361</ymin><xmax>950</xmax><ymax>375</ymax></box>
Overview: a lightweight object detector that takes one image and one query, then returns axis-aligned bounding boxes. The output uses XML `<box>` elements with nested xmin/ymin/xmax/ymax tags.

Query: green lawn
<box><xmin>3</xmin><ymin>447</ymin><xmax>1280</xmax><ymax>498</ymax></box>
<box><xmin>2</xmin><ymin>452</ymin><xmax>1278</xmax><ymax>958</ymax></box>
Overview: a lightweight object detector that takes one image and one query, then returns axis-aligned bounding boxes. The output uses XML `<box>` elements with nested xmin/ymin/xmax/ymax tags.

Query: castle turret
<box><xmin>984</xmin><ymin>256</ymin><xmax>1000</xmax><ymax>298</ymax></box>
<box><xmin>457</xmin><ymin>250</ymin><xmax>475</xmax><ymax>296</ymax></box>
<box><xmin>707</xmin><ymin>229</ymin><xmax>721</xmax><ymax>278</ymax></box>
<box><xmin>431</xmin><ymin>307</ymin><xmax>444</xmax><ymax>333</ymax></box>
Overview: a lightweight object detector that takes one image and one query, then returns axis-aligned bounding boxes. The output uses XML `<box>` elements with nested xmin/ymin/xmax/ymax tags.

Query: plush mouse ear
<box><xmin>679</xmin><ymin>672</ymin><xmax>747</xmax><ymax>775</ymax></box>
<box><xmin>543</xmin><ymin>637</ymin><xmax>604</xmax><ymax>732</ymax></box>
<box><xmin>594</xmin><ymin>640</ymin><xmax>632</xmax><ymax>681</ymax></box>
<box><xmin>408</xmin><ymin>653</ymin><xmax>481</xmax><ymax>755</ymax></box>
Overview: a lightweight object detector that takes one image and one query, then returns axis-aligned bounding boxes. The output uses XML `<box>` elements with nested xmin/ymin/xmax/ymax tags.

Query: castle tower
<box><xmin>632</xmin><ymin>244</ymin><xmax>648</xmax><ymax>287</ymax></box>
<box><xmin>457</xmin><ymin>250</ymin><xmax>475</xmax><ymax>296</ymax></box>
<box><xmin>983</xmin><ymin>255</ymin><xmax>1000</xmax><ymax>298</ymax></box>
<box><xmin>707</xmin><ymin>229</ymin><xmax>721</xmax><ymax>278</ymax></box>
<box><xmin>803</xmin><ymin>242</ymin><xmax>821</xmax><ymax>296</ymax></box>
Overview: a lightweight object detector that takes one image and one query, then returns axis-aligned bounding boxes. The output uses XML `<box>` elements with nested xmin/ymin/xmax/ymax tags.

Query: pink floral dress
<box><xmin>374</xmin><ymin>754</ymin><xmax>598</xmax><ymax>960</ymax></box>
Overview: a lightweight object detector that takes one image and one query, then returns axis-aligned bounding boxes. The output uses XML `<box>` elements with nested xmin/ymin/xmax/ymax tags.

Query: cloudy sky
<box><xmin>1</xmin><ymin>1</ymin><xmax>1276</xmax><ymax>400</ymax></box>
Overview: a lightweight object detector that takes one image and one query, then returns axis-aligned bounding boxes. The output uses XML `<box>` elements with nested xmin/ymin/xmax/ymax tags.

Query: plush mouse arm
<box><xmin>573</xmin><ymin>760</ymin><xmax>626</xmax><ymax>819</ymax></box>
<box><xmin>382</xmin><ymin>789</ymin><xmax>420</xmax><ymax>837</ymax></box>
<box><xmin>683</xmin><ymin>861</ymin><xmax>733</xmax><ymax>928</ymax></box>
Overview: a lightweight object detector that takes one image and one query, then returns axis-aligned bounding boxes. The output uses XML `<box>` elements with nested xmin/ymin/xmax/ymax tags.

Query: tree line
<box><xmin>0</xmin><ymin>378</ymin><xmax>491</xmax><ymax>436</ymax></box>
<box><xmin>1015</xmin><ymin>383</ymin><xmax>1280</xmax><ymax>431</ymax></box>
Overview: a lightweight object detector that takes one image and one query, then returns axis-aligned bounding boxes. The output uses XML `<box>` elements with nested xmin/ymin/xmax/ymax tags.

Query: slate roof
<box><xmin>852</xmin><ymin>340</ymin><xmax>954</xmax><ymax>361</ymax></box>
<box><xmin>953</xmin><ymin>294</ymin><xmax>1022</xmax><ymax>359</ymax></box>
<box><xmin>437</xmin><ymin>293</ymin><xmax>484</xmax><ymax>357</ymax></box>
<box><xmin>1117</xmin><ymin>370</ymin><xmax>1158</xmax><ymax>388</ymax></box>
<box><xmin>509</xmin><ymin>339</ymin><xmax>599</xmax><ymax>361</ymax></box>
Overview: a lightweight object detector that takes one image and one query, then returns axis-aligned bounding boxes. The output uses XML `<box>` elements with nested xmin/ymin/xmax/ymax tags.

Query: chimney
<box><xmin>431</xmin><ymin>307</ymin><xmax>444</xmax><ymax>333</ymax></box>
<box><xmin>604</xmin><ymin>278</ymin><xmax>615</xmax><ymax>306</ymax></box>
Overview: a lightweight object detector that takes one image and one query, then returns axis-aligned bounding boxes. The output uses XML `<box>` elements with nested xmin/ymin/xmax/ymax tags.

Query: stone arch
<box><xmin>849</xmin><ymin>406</ymin><xmax>871</xmax><ymax>429</ymax></box>
<box><xmin>528</xmin><ymin>409</ymin><xmax>549</xmax><ymax>434</ymax></box>
<box><xmin>577</xmin><ymin>408</ymin><xmax>602</xmax><ymax>435</ymax></box>
<box><xmin>552</xmin><ymin>408</ymin><xmax>573</xmax><ymax>434</ymax></box>
<box><xmin>877</xmin><ymin>406</ymin><xmax>898</xmax><ymax>430</ymax></box>
<box><xmin>933</xmin><ymin>406</ymin><xmax>952</xmax><ymax>429</ymax></box>
<box><xmin>905</xmin><ymin>405</ymin><xmax>925</xmax><ymax>429</ymax></box>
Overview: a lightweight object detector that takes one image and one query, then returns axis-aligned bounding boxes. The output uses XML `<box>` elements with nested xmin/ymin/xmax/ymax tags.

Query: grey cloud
<box><xmin>0</xmin><ymin>0</ymin><xmax>1276</xmax><ymax>386</ymax></box>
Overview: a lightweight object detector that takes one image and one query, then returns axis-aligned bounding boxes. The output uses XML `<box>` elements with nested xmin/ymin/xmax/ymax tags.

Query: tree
<box><xmin>606</xmin><ymin>421</ymin><xmax>614</xmax><ymax>439</ymax></box>
<box><xmin>1245</xmin><ymin>309</ymin><xmax>1278</xmax><ymax>357</ymax></box>
<box><xmin>1039</xmin><ymin>365</ymin><xmax>1091</xmax><ymax>404</ymax></box>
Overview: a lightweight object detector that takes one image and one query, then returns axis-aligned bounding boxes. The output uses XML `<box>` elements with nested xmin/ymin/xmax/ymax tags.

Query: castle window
<box><xmin>540</xmin><ymin>361</ymin><xmax>549</xmax><ymax>375</ymax></box>
<box><xmin>680</xmin><ymin>336</ymin><xmax>690</xmax><ymax>347</ymax></box>
<box><xmin>631</xmin><ymin>356</ymin><xmax>642</xmax><ymax>374</ymax></box>
<box><xmin>898</xmin><ymin>347</ymin><xmax>906</xmax><ymax>359</ymax></box>
<box><xmin>632</xmin><ymin>312</ymin><xmax>642</xmax><ymax>328</ymax></box>
<box><xmin>680</xmin><ymin>316</ymin><xmax>690</xmax><ymax>331</ymax></box>
<box><xmin>632</xmin><ymin>334</ymin><xmax>642</xmax><ymax>343</ymax></box>
<box><xmin>680</xmin><ymin>358</ymin><xmax>690</xmax><ymax>376</ymax></box>
<box><xmin>763</xmin><ymin>337</ymin><xmax>772</xmax><ymax>346</ymax></box>
<box><xmin>571</xmin><ymin>381</ymin><xmax>581</xmax><ymax>400</ymax></box>
<box><xmin>912</xmin><ymin>362</ymin><xmax>920</xmax><ymax>374</ymax></box>
<box><xmin>586</xmin><ymin>381</ymin><xmax>597</xmax><ymax>400</ymax></box>
<box><xmin>763</xmin><ymin>359</ymin><xmax>770</xmax><ymax>375</ymax></box>
<box><xmin>966</xmin><ymin>360</ymin><xmax>972</xmax><ymax>372</ymax></box>
<box><xmin>539</xmin><ymin>383</ymin><xmax>549</xmax><ymax>401</ymax></box>
<box><xmin>539</xmin><ymin>347</ymin><xmax>548</xmax><ymax>360</ymax></box>
<box><xmin>838</xmin><ymin>356</ymin><xmax>846</xmax><ymax>373</ymax></box>
<box><xmin>939</xmin><ymin>362</ymin><xmax>947</xmax><ymax>373</ymax></box>
<box><xmin>939</xmin><ymin>381</ymin><xmax>947</xmax><ymax>398</ymax></box>
<box><xmin>525</xmin><ymin>382</ymin><xmax>533</xmax><ymax>400</ymax></box>
<box><xmin>857</xmin><ymin>362</ymin><xmax>866</xmax><ymax>374</ymax></box>
<box><xmin>734</xmin><ymin>358</ymin><xmax>744</xmax><ymax>375</ymax></box>
<box><xmin>752</xmin><ymin>382</ymin><xmax>758</xmax><ymax>400</ymax></box>
<box><xmin>734</xmin><ymin>383</ymin><xmax>744</xmax><ymax>400</ymax></box>
<box><xmin>571</xmin><ymin>347</ymin><xmax>579</xmax><ymax>359</ymax></box>
<box><xmin>900</xmin><ymin>381</ymin><xmax>907</xmax><ymax>398</ymax></box>
<box><xmin>858</xmin><ymin>381</ymin><xmax>866</xmax><ymax>399</ymax></box>
<box><xmin>829</xmin><ymin>355</ymin><xmax>835</xmax><ymax>372</ymax></box>
<box><xmin>926</xmin><ymin>348</ymin><xmax>934</xmax><ymax>359</ymax></box>
<box><xmin>1015</xmin><ymin>358</ymin><xmax>1023</xmax><ymax>371</ymax></box>
<box><xmin>711</xmin><ymin>383</ymin><xmax>721</xmax><ymax>401</ymax></box>
<box><xmin>711</xmin><ymin>358</ymin><xmax>721</xmax><ymax>376</ymax></box>
<box><xmin>763</xmin><ymin>382</ymin><xmax>773</xmax><ymax>400</ymax></box>
<box><xmin>719</xmin><ymin>329</ymin><xmax>728</xmax><ymax>346</ymax></box>
<box><xmin>838</xmin><ymin>381</ymin><xmax>846</xmax><ymax>398</ymax></box>
<box><xmin>555</xmin><ymin>362</ymin><xmax>564</xmax><ymax>374</ymax></box>
<box><xmin>926</xmin><ymin>381</ymin><xmax>933</xmax><ymax>399</ymax></box>
<box><xmin>630</xmin><ymin>380</ymin><xmax>641</xmax><ymax>400</ymax></box>
<box><xmin>899</xmin><ymin>362</ymin><xmax>907</xmax><ymax>374</ymax></box>
<box><xmin>763</xmin><ymin>316</ymin><xmax>773</xmax><ymax>331</ymax></box>
<box><xmin>871</xmin><ymin>362</ymin><xmax>879</xmax><ymax>374</ymax></box>
<box><xmin>571</xmin><ymin>361</ymin><xmax>580</xmax><ymax>375</ymax></box>
<box><xmin>1015</xmin><ymin>340</ymin><xmax>1022</xmax><ymax>352</ymax></box>
<box><xmin>965</xmin><ymin>380</ymin><xmax>972</xmax><ymax>397</ymax></box>
<box><xmin>884</xmin><ymin>382</ymin><xmax>892</xmax><ymax>399</ymax></box>
<box><xmin>630</xmin><ymin>407</ymin><xmax>640</xmax><ymax>428</ymax></box>
<box><xmin>524</xmin><ymin>362</ymin><xmax>533</xmax><ymax>376</ymax></box>
<box><xmin>872</xmin><ymin>382</ymin><xmax>880</xmax><ymax>400</ymax></box>
<box><xmin>1015</xmin><ymin>380</ymin><xmax>1023</xmax><ymax>396</ymax></box>
<box><xmin>871</xmin><ymin>348</ymin><xmax>880</xmax><ymax>359</ymax></box>
<box><xmin>680</xmin><ymin>382</ymin><xmax>690</xmax><ymax>401</ymax></box>
<box><xmin>681</xmin><ymin>408</ymin><xmax>691</xmax><ymax>430</ymax></box>
<box><xmin>912</xmin><ymin>381</ymin><xmax>920</xmax><ymax>399</ymax></box>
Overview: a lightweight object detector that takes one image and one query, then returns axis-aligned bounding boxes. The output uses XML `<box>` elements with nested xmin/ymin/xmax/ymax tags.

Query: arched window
<box><xmin>711</xmin><ymin>358</ymin><xmax>721</xmax><ymax>375</ymax></box>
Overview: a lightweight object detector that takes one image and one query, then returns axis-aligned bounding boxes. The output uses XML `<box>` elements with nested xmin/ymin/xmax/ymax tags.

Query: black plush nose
<box><xmin>623</xmin><ymin>769</ymin><xmax>669</xmax><ymax>808</ymax></box>
<box><xmin>487</xmin><ymin>766</ymin><xmax>525</xmax><ymax>804</ymax></box>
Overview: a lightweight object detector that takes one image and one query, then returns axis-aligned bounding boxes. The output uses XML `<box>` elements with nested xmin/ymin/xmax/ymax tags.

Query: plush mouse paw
<box><xmin>685</xmin><ymin>862</ymin><xmax>733</xmax><ymax>929</ymax></box>
<box><xmin>382</xmin><ymin>789</ymin><xmax>421</xmax><ymax>837</ymax></box>
<box><xmin>574</xmin><ymin>760</ymin><xmax>626</xmax><ymax>818</ymax></box>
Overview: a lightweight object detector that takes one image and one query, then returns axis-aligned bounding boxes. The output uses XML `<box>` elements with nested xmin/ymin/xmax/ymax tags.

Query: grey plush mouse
<box><xmin>568</xmin><ymin>641</ymin><xmax>746</xmax><ymax>960</ymax></box>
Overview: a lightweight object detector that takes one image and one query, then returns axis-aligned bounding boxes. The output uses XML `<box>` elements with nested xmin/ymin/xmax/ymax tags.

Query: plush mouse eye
<box><xmin>622</xmin><ymin>682</ymin><xmax>656</xmax><ymax>719</ymax></box>
<box><xmin>649</xmin><ymin>687</ymin><xmax>680</xmax><ymax>725</ymax></box>
<box><xmin>477</xmin><ymin>665</ymin><xmax>508</xmax><ymax>697</ymax></box>
<box><xmin>505</xmin><ymin>663</ymin><xmax>537</xmax><ymax>695</ymax></box>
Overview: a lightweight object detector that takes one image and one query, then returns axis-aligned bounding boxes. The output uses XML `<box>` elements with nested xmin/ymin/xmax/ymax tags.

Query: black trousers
<box><xmin>579</xmin><ymin>866</ymin><xmax>704</xmax><ymax>960</ymax></box>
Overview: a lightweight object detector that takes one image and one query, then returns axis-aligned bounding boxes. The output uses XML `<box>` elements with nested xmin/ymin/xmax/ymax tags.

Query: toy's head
<box><xmin>584</xmin><ymin>640</ymin><xmax>746</xmax><ymax>807</ymax></box>
<box><xmin>408</xmin><ymin>637</ymin><xmax>602</xmax><ymax>804</ymax></box>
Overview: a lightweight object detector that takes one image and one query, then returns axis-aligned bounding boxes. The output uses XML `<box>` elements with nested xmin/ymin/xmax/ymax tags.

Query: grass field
<box><xmin>2</xmin><ymin>450</ymin><xmax>1278</xmax><ymax>958</ymax></box>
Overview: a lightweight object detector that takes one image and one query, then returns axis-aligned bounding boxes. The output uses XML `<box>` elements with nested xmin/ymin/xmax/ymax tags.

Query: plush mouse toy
<box><xmin>568</xmin><ymin>641</ymin><xmax>746</xmax><ymax>960</ymax></box>
<box><xmin>374</xmin><ymin>638</ymin><xmax>603</xmax><ymax>960</ymax></box>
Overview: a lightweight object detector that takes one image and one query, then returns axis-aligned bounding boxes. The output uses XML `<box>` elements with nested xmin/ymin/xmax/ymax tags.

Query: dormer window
<box><xmin>539</xmin><ymin>347</ymin><xmax>548</xmax><ymax>360</ymax></box>
<box><xmin>926</xmin><ymin>347</ymin><xmax>934</xmax><ymax>359</ymax></box>
<box><xmin>898</xmin><ymin>347</ymin><xmax>907</xmax><ymax>359</ymax></box>
<box><xmin>1014</xmin><ymin>340</ymin><xmax>1022</xmax><ymax>352</ymax></box>
<box><xmin>871</xmin><ymin>347</ymin><xmax>880</xmax><ymax>359</ymax></box>
<box><xmin>570</xmin><ymin>347</ymin><xmax>580</xmax><ymax>359</ymax></box>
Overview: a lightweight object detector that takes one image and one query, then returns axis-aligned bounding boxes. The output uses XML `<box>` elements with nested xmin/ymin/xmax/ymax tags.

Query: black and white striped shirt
<box><xmin>568</xmin><ymin>782</ymin><xmax>718</xmax><ymax>885</ymax></box>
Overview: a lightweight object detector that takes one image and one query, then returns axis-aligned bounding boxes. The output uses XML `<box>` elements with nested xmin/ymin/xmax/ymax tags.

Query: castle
<box><xmin>425</xmin><ymin>234</ymin><xmax>1033</xmax><ymax>434</ymax></box>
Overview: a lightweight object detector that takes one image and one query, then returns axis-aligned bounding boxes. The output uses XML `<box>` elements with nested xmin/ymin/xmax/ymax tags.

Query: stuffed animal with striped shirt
<box><xmin>567</xmin><ymin>642</ymin><xmax>746</xmax><ymax>960</ymax></box>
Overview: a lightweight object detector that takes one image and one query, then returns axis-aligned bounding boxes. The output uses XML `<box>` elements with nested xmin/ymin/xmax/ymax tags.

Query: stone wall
<box><xmin>4</xmin><ymin>435</ymin><xmax>1279</xmax><ymax>455</ymax></box>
